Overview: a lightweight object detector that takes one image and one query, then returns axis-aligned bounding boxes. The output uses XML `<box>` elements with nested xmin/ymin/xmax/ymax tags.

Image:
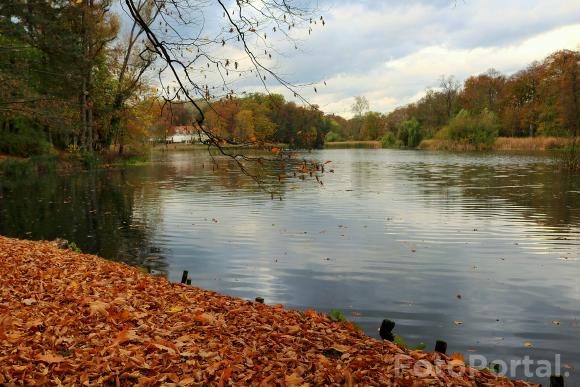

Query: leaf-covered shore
<box><xmin>0</xmin><ymin>236</ymin><xmax>538</xmax><ymax>386</ymax></box>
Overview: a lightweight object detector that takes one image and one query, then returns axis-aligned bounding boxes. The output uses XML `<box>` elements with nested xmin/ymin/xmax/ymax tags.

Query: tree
<box><xmin>542</xmin><ymin>50</ymin><xmax>579</xmax><ymax>139</ymax></box>
<box><xmin>439</xmin><ymin>75</ymin><xmax>460</xmax><ymax>119</ymax></box>
<box><xmin>78</xmin><ymin>0</ymin><xmax>120</xmax><ymax>151</ymax></box>
<box><xmin>0</xmin><ymin>0</ymin><xmax>83</xmax><ymax>152</ymax></box>
<box><xmin>397</xmin><ymin>118</ymin><xmax>422</xmax><ymax>148</ymax></box>
<box><xmin>461</xmin><ymin>69</ymin><xmax>505</xmax><ymax>115</ymax></box>
<box><xmin>360</xmin><ymin>111</ymin><xmax>384</xmax><ymax>140</ymax></box>
<box><xmin>109</xmin><ymin>0</ymin><xmax>158</xmax><ymax>154</ymax></box>
<box><xmin>501</xmin><ymin>64</ymin><xmax>542</xmax><ymax>137</ymax></box>
<box><xmin>351</xmin><ymin>96</ymin><xmax>370</xmax><ymax>118</ymax></box>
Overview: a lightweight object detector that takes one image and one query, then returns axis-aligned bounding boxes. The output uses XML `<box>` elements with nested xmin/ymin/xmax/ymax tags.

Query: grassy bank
<box><xmin>419</xmin><ymin>136</ymin><xmax>572</xmax><ymax>152</ymax></box>
<box><xmin>0</xmin><ymin>236</ymin><xmax>536</xmax><ymax>386</ymax></box>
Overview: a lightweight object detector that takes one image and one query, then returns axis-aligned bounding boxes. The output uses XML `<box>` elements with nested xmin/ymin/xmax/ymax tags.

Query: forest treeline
<box><xmin>0</xmin><ymin>0</ymin><xmax>577</xmax><ymax>159</ymax></box>
<box><xmin>327</xmin><ymin>49</ymin><xmax>579</xmax><ymax>150</ymax></box>
<box><xmin>0</xmin><ymin>0</ymin><xmax>334</xmax><ymax>158</ymax></box>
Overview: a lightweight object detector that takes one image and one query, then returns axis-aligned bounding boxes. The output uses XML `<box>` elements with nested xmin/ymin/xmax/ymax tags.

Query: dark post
<box><xmin>181</xmin><ymin>270</ymin><xmax>188</xmax><ymax>284</ymax></box>
<box><xmin>550</xmin><ymin>375</ymin><xmax>564</xmax><ymax>387</ymax></box>
<box><xmin>186</xmin><ymin>279</ymin><xmax>191</xmax><ymax>285</ymax></box>
<box><xmin>435</xmin><ymin>340</ymin><xmax>447</xmax><ymax>354</ymax></box>
<box><xmin>379</xmin><ymin>319</ymin><xmax>395</xmax><ymax>342</ymax></box>
<box><xmin>255</xmin><ymin>297</ymin><xmax>264</xmax><ymax>304</ymax></box>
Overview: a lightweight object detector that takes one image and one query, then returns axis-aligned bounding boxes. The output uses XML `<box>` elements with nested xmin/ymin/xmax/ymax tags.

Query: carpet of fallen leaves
<box><xmin>0</xmin><ymin>236</ymin><xmax>539</xmax><ymax>386</ymax></box>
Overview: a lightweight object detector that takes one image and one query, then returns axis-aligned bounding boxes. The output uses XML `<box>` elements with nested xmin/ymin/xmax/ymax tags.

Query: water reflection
<box><xmin>1</xmin><ymin>149</ymin><xmax>579</xmax><ymax>384</ymax></box>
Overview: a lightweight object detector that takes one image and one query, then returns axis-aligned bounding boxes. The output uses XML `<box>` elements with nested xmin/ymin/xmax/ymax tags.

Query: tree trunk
<box><xmin>80</xmin><ymin>78</ymin><xmax>87</xmax><ymax>149</ymax></box>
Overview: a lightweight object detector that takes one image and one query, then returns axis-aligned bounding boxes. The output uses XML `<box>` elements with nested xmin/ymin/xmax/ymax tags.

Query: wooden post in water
<box><xmin>435</xmin><ymin>340</ymin><xmax>447</xmax><ymax>354</ymax></box>
<box><xmin>255</xmin><ymin>297</ymin><xmax>264</xmax><ymax>304</ymax></box>
<box><xmin>550</xmin><ymin>375</ymin><xmax>564</xmax><ymax>387</ymax></box>
<box><xmin>379</xmin><ymin>319</ymin><xmax>395</xmax><ymax>342</ymax></box>
<box><xmin>181</xmin><ymin>270</ymin><xmax>189</xmax><ymax>284</ymax></box>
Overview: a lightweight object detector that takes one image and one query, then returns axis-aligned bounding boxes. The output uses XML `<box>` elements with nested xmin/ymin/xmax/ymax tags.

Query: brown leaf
<box><xmin>89</xmin><ymin>300</ymin><xmax>108</xmax><ymax>316</ymax></box>
<box><xmin>111</xmin><ymin>328</ymin><xmax>138</xmax><ymax>347</ymax></box>
<box><xmin>285</xmin><ymin>372</ymin><xmax>304</xmax><ymax>386</ymax></box>
<box><xmin>36</xmin><ymin>353</ymin><xmax>65</xmax><ymax>364</ymax></box>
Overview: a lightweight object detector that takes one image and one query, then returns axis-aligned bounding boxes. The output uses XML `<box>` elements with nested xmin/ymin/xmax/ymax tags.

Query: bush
<box><xmin>397</xmin><ymin>118</ymin><xmax>422</xmax><ymax>148</ymax></box>
<box><xmin>447</xmin><ymin>109</ymin><xmax>499</xmax><ymax>146</ymax></box>
<box><xmin>325</xmin><ymin>131</ymin><xmax>344</xmax><ymax>142</ymax></box>
<box><xmin>0</xmin><ymin>130</ymin><xmax>54</xmax><ymax>157</ymax></box>
<box><xmin>0</xmin><ymin>120</ymin><xmax>54</xmax><ymax>157</ymax></box>
<box><xmin>381</xmin><ymin>132</ymin><xmax>397</xmax><ymax>148</ymax></box>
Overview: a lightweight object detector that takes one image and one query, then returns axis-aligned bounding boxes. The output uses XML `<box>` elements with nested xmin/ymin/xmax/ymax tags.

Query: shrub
<box><xmin>381</xmin><ymin>132</ymin><xmax>397</xmax><ymax>148</ymax></box>
<box><xmin>0</xmin><ymin>130</ymin><xmax>54</xmax><ymax>157</ymax></box>
<box><xmin>397</xmin><ymin>118</ymin><xmax>422</xmax><ymax>148</ymax></box>
<box><xmin>325</xmin><ymin>131</ymin><xmax>343</xmax><ymax>143</ymax></box>
<box><xmin>447</xmin><ymin>109</ymin><xmax>499</xmax><ymax>146</ymax></box>
<box><xmin>0</xmin><ymin>120</ymin><xmax>54</xmax><ymax>157</ymax></box>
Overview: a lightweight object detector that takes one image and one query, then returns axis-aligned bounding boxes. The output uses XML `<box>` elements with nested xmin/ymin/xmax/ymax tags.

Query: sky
<box><xmin>263</xmin><ymin>0</ymin><xmax>580</xmax><ymax>117</ymax></box>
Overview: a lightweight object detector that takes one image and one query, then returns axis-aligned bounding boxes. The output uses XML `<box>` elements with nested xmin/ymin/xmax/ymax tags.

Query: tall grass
<box><xmin>419</xmin><ymin>136</ymin><xmax>573</xmax><ymax>152</ymax></box>
<box><xmin>494</xmin><ymin>137</ymin><xmax>571</xmax><ymax>151</ymax></box>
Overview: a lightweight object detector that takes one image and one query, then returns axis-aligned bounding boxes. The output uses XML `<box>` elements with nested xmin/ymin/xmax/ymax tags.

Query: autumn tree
<box><xmin>501</xmin><ymin>64</ymin><xmax>542</xmax><ymax>137</ymax></box>
<box><xmin>461</xmin><ymin>69</ymin><xmax>506</xmax><ymax>115</ymax></box>
<box><xmin>542</xmin><ymin>50</ymin><xmax>579</xmax><ymax>139</ymax></box>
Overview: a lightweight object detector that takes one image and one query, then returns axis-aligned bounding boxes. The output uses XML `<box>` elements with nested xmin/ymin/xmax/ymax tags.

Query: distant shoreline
<box><xmin>325</xmin><ymin>137</ymin><xmax>573</xmax><ymax>152</ymax></box>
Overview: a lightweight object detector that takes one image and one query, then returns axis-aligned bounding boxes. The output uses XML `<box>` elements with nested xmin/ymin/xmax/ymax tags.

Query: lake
<box><xmin>1</xmin><ymin>148</ymin><xmax>579</xmax><ymax>383</ymax></box>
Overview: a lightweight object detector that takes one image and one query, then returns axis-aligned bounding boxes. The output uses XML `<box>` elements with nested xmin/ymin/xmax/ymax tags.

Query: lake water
<box><xmin>1</xmin><ymin>149</ymin><xmax>579</xmax><ymax>383</ymax></box>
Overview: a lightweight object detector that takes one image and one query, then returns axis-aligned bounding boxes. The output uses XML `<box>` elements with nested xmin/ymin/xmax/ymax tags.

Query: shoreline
<box><xmin>325</xmin><ymin>137</ymin><xmax>573</xmax><ymax>152</ymax></box>
<box><xmin>0</xmin><ymin>236</ymin><xmax>537</xmax><ymax>385</ymax></box>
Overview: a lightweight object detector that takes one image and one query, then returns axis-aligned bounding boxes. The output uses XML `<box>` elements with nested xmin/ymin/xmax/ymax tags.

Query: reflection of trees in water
<box><xmin>0</xmin><ymin>168</ymin><xmax>167</xmax><ymax>276</ymax></box>
<box><xmin>394</xmin><ymin>161</ymin><xmax>580</xmax><ymax>230</ymax></box>
<box><xmin>151</xmin><ymin>150</ymin><xmax>290</xmax><ymax>195</ymax></box>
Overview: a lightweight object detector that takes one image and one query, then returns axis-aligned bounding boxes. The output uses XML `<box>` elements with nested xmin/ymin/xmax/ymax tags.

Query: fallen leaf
<box><xmin>36</xmin><ymin>353</ymin><xmax>65</xmax><ymax>364</ymax></box>
<box><xmin>285</xmin><ymin>372</ymin><xmax>304</xmax><ymax>386</ymax></box>
<box><xmin>450</xmin><ymin>353</ymin><xmax>465</xmax><ymax>362</ymax></box>
<box><xmin>111</xmin><ymin>328</ymin><xmax>138</xmax><ymax>347</ymax></box>
<box><xmin>89</xmin><ymin>301</ymin><xmax>108</xmax><ymax>316</ymax></box>
<box><xmin>168</xmin><ymin>305</ymin><xmax>184</xmax><ymax>313</ymax></box>
<box><xmin>218</xmin><ymin>368</ymin><xmax>233</xmax><ymax>387</ymax></box>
